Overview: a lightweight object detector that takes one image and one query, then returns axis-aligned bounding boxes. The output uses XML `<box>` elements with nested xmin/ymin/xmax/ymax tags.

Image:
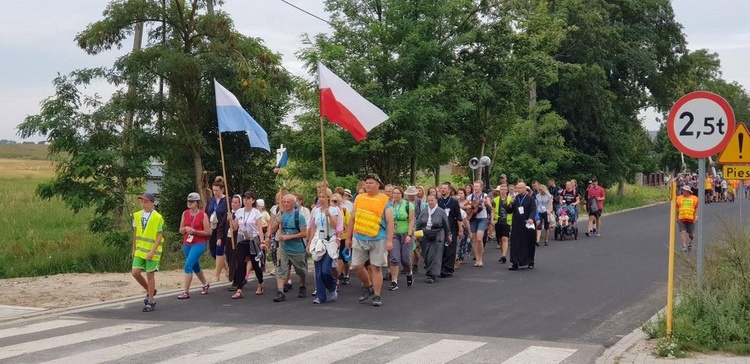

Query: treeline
<box><xmin>17</xmin><ymin>0</ymin><xmax>750</xmax><ymax>243</ymax></box>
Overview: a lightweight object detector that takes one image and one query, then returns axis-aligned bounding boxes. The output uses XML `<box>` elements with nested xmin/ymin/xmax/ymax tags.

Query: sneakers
<box><xmin>406</xmin><ymin>274</ymin><xmax>413</xmax><ymax>287</ymax></box>
<box><xmin>681</xmin><ymin>246</ymin><xmax>688</xmax><ymax>253</ymax></box>
<box><xmin>585</xmin><ymin>231</ymin><xmax>591</xmax><ymax>237</ymax></box>
<box><xmin>298</xmin><ymin>286</ymin><xmax>307</xmax><ymax>298</ymax></box>
<box><xmin>595</xmin><ymin>232</ymin><xmax>601</xmax><ymax>237</ymax></box>
<box><xmin>142</xmin><ymin>302</ymin><xmax>155</xmax><ymax>312</ymax></box>
<box><xmin>200</xmin><ymin>283</ymin><xmax>210</xmax><ymax>295</ymax></box>
<box><xmin>313</xmin><ymin>298</ymin><xmax>322</xmax><ymax>304</ymax></box>
<box><xmin>273</xmin><ymin>291</ymin><xmax>286</xmax><ymax>302</ymax></box>
<box><xmin>358</xmin><ymin>286</ymin><xmax>374</xmax><ymax>302</ymax></box>
<box><xmin>388</xmin><ymin>281</ymin><xmax>399</xmax><ymax>291</ymax></box>
<box><xmin>688</xmin><ymin>241</ymin><xmax>693</xmax><ymax>251</ymax></box>
<box><xmin>283</xmin><ymin>283</ymin><xmax>292</xmax><ymax>293</ymax></box>
<box><xmin>372</xmin><ymin>295</ymin><xmax>383</xmax><ymax>307</ymax></box>
<box><xmin>312</xmin><ymin>289</ymin><xmax>317</xmax><ymax>297</ymax></box>
<box><xmin>499</xmin><ymin>256</ymin><xmax>507</xmax><ymax>264</ymax></box>
<box><xmin>330</xmin><ymin>290</ymin><xmax>338</xmax><ymax>302</ymax></box>
<box><xmin>426</xmin><ymin>277</ymin><xmax>435</xmax><ymax>284</ymax></box>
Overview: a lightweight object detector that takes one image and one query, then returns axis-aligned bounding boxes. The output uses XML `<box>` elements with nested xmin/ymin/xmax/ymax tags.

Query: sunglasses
<box><xmin>331</xmin><ymin>200</ymin><xmax>339</xmax><ymax>203</ymax></box>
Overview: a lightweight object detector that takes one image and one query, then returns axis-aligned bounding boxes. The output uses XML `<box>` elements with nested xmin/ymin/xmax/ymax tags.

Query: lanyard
<box><xmin>439</xmin><ymin>197</ymin><xmax>452</xmax><ymax>209</ymax></box>
<box><xmin>141</xmin><ymin>211</ymin><xmax>152</xmax><ymax>230</ymax></box>
<box><xmin>518</xmin><ymin>195</ymin><xmax>526</xmax><ymax>206</ymax></box>
<box><xmin>241</xmin><ymin>208</ymin><xmax>253</xmax><ymax>232</ymax></box>
<box><xmin>187</xmin><ymin>211</ymin><xmax>199</xmax><ymax>229</ymax></box>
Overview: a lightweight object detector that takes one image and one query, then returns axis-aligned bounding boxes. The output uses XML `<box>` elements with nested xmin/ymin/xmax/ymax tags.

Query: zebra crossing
<box><xmin>0</xmin><ymin>318</ymin><xmax>602</xmax><ymax>363</ymax></box>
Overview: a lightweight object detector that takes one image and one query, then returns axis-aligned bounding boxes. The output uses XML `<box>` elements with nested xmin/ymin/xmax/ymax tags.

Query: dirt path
<box><xmin>0</xmin><ymin>270</ymin><xmax>230</xmax><ymax>308</ymax></box>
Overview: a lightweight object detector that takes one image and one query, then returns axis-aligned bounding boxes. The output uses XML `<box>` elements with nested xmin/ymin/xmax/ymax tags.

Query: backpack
<box><xmin>588</xmin><ymin>196</ymin><xmax>599</xmax><ymax>213</ymax></box>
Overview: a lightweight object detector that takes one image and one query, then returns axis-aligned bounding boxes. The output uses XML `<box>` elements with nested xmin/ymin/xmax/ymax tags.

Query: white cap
<box><xmin>187</xmin><ymin>192</ymin><xmax>201</xmax><ymax>201</ymax></box>
<box><xmin>256</xmin><ymin>199</ymin><xmax>265</xmax><ymax>207</ymax></box>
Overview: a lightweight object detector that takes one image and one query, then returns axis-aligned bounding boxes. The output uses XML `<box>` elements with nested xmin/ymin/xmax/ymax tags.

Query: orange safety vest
<box><xmin>353</xmin><ymin>193</ymin><xmax>390</xmax><ymax>237</ymax></box>
<box><xmin>676</xmin><ymin>195</ymin><xmax>698</xmax><ymax>222</ymax></box>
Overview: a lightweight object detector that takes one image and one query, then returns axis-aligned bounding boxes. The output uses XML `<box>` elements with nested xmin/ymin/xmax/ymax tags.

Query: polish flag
<box><xmin>318</xmin><ymin>62</ymin><xmax>389</xmax><ymax>141</ymax></box>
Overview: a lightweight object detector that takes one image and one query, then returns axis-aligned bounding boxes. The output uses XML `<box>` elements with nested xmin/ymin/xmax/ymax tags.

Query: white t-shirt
<box><xmin>341</xmin><ymin>200</ymin><xmax>354</xmax><ymax>215</ymax></box>
<box><xmin>468</xmin><ymin>193</ymin><xmax>489</xmax><ymax>219</ymax></box>
<box><xmin>235</xmin><ymin>207</ymin><xmax>262</xmax><ymax>241</ymax></box>
<box><xmin>311</xmin><ymin>206</ymin><xmax>339</xmax><ymax>239</ymax></box>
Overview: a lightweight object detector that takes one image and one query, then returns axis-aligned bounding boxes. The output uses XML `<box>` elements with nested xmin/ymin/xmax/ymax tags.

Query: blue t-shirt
<box><xmin>354</xmin><ymin>201</ymin><xmax>393</xmax><ymax>242</ymax></box>
<box><xmin>281</xmin><ymin>211</ymin><xmax>307</xmax><ymax>254</ymax></box>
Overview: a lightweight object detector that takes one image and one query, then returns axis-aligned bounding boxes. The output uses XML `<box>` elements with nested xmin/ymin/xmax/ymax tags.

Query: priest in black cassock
<box><xmin>505</xmin><ymin>181</ymin><xmax>537</xmax><ymax>270</ymax></box>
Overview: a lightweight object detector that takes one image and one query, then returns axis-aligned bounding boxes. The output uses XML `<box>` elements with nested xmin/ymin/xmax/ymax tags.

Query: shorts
<box><xmin>715</xmin><ymin>186</ymin><xmax>721</xmax><ymax>194</ymax></box>
<box><xmin>390</xmin><ymin>233</ymin><xmax>412</xmax><ymax>268</ymax></box>
<box><xmin>215</xmin><ymin>244</ymin><xmax>225</xmax><ymax>257</ymax></box>
<box><xmin>588</xmin><ymin>210</ymin><xmax>602</xmax><ymax>218</ymax></box>
<box><xmin>275</xmin><ymin>249</ymin><xmax>307</xmax><ymax>280</ymax></box>
<box><xmin>678</xmin><ymin>220</ymin><xmax>695</xmax><ymax>234</ymax></box>
<box><xmin>351</xmin><ymin>237</ymin><xmax>388</xmax><ymax>268</ymax></box>
<box><xmin>496</xmin><ymin>223</ymin><xmax>510</xmax><ymax>238</ymax></box>
<box><xmin>469</xmin><ymin>218</ymin><xmax>488</xmax><ymax>233</ymax></box>
<box><xmin>132</xmin><ymin>256</ymin><xmax>159</xmax><ymax>273</ymax></box>
<box><xmin>537</xmin><ymin>212</ymin><xmax>550</xmax><ymax>230</ymax></box>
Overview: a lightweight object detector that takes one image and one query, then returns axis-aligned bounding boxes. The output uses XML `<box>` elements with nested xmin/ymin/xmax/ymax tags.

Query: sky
<box><xmin>1</xmin><ymin>0</ymin><xmax>749</xmax><ymax>141</ymax></box>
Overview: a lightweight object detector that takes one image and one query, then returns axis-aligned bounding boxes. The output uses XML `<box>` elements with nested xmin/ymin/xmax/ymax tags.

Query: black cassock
<box><xmin>506</xmin><ymin>193</ymin><xmax>537</xmax><ymax>267</ymax></box>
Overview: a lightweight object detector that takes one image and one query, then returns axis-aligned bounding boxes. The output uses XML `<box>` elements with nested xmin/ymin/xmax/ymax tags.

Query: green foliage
<box><xmin>645</xmin><ymin>224</ymin><xmax>750</xmax><ymax>356</ymax></box>
<box><xmin>603</xmin><ymin>184</ymin><xmax>668</xmax><ymax>213</ymax></box>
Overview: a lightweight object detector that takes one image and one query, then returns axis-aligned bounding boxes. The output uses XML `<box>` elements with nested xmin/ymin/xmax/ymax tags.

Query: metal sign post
<box><xmin>696</xmin><ymin>158</ymin><xmax>705</xmax><ymax>289</ymax></box>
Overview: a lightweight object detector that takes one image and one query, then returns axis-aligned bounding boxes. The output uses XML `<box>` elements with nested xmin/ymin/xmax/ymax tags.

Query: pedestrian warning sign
<box><xmin>718</xmin><ymin>122</ymin><xmax>750</xmax><ymax>164</ymax></box>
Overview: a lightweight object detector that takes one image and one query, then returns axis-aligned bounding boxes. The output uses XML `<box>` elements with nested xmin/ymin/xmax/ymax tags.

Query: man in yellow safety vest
<box><xmin>132</xmin><ymin>193</ymin><xmax>165</xmax><ymax>312</ymax></box>
<box><xmin>676</xmin><ymin>185</ymin><xmax>699</xmax><ymax>253</ymax></box>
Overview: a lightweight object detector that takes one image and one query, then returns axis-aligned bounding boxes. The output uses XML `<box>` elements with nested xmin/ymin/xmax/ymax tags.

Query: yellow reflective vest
<box><xmin>493</xmin><ymin>196</ymin><xmax>512</xmax><ymax>225</ymax></box>
<box><xmin>133</xmin><ymin>210</ymin><xmax>164</xmax><ymax>262</ymax></box>
<box><xmin>676</xmin><ymin>195</ymin><xmax>698</xmax><ymax>222</ymax></box>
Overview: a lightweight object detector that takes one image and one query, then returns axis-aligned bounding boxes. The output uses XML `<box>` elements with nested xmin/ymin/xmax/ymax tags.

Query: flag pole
<box><xmin>320</xmin><ymin>115</ymin><xmax>328</xmax><ymax>183</ymax></box>
<box><xmin>218</xmin><ymin>131</ymin><xmax>236</xmax><ymax>251</ymax></box>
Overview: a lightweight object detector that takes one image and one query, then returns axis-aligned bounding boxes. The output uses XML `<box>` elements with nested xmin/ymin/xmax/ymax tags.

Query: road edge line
<box><xmin>595</xmin><ymin>305</ymin><xmax>665</xmax><ymax>364</ymax></box>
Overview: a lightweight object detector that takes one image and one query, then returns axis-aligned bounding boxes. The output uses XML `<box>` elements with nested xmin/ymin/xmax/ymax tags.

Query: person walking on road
<box><xmin>388</xmin><ymin>186</ymin><xmax>415</xmax><ymax>290</ymax></box>
<box><xmin>585</xmin><ymin>178</ymin><xmax>605</xmax><ymax>237</ymax></box>
<box><xmin>405</xmin><ymin>186</ymin><xmax>425</xmax><ymax>274</ymax></box>
<box><xmin>226</xmin><ymin>194</ymin><xmax>242</xmax><ymax>291</ymax></box>
<box><xmin>230</xmin><ymin>191</ymin><xmax>266</xmax><ymax>299</ymax></box>
<box><xmin>494</xmin><ymin>185</ymin><xmax>512</xmax><ymax>264</ymax></box>
<box><xmin>131</xmin><ymin>193</ymin><xmax>164</xmax><ymax>312</ymax></box>
<box><xmin>177</xmin><ymin>192</ymin><xmax>212</xmax><ymax>299</ymax></box>
<box><xmin>206</xmin><ymin>177</ymin><xmax>229</xmax><ymax>283</ymax></box>
<box><xmin>346</xmin><ymin>173</ymin><xmax>394</xmax><ymax>307</ymax></box>
<box><xmin>415</xmin><ymin>194</ymin><xmax>452</xmax><ymax>283</ymax></box>
<box><xmin>506</xmin><ymin>182</ymin><xmax>537</xmax><ymax>270</ymax></box>
<box><xmin>535</xmin><ymin>185</ymin><xmax>554</xmax><ymax>246</ymax></box>
<box><xmin>267</xmin><ymin>193</ymin><xmax>309</xmax><ymax>302</ymax></box>
<box><xmin>676</xmin><ymin>185</ymin><xmax>699</xmax><ymax>252</ymax></box>
<box><xmin>464</xmin><ymin>181</ymin><xmax>491</xmax><ymax>267</ymax></box>
<box><xmin>438</xmin><ymin>183</ymin><xmax>463</xmax><ymax>274</ymax></box>
<box><xmin>308</xmin><ymin>189</ymin><xmax>342</xmax><ymax>304</ymax></box>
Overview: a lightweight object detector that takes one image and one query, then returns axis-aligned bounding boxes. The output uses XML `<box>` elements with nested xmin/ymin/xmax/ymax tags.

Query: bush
<box><xmin>645</xmin><ymin>223</ymin><xmax>750</xmax><ymax>356</ymax></box>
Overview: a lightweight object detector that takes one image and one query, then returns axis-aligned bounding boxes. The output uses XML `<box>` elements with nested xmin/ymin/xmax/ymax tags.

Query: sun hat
<box><xmin>256</xmin><ymin>199</ymin><xmax>265</xmax><ymax>207</ymax></box>
<box><xmin>405</xmin><ymin>186</ymin><xmax>419</xmax><ymax>196</ymax></box>
<box><xmin>681</xmin><ymin>185</ymin><xmax>692</xmax><ymax>192</ymax></box>
<box><xmin>364</xmin><ymin>173</ymin><xmax>384</xmax><ymax>188</ymax></box>
<box><xmin>187</xmin><ymin>192</ymin><xmax>201</xmax><ymax>201</ymax></box>
<box><xmin>343</xmin><ymin>189</ymin><xmax>353</xmax><ymax>197</ymax></box>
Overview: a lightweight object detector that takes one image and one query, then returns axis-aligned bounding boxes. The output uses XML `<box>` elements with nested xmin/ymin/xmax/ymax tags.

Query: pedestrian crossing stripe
<box><xmin>0</xmin><ymin>320</ymin><xmax>581</xmax><ymax>364</ymax></box>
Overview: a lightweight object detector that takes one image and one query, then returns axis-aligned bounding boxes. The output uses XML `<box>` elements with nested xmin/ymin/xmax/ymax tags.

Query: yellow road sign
<box><xmin>718</xmin><ymin>123</ymin><xmax>750</xmax><ymax>164</ymax></box>
<box><xmin>723</xmin><ymin>165</ymin><xmax>750</xmax><ymax>180</ymax></box>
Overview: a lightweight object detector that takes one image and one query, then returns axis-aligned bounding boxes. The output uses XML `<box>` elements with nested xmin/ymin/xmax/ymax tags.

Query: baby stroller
<box><xmin>554</xmin><ymin>205</ymin><xmax>578</xmax><ymax>240</ymax></box>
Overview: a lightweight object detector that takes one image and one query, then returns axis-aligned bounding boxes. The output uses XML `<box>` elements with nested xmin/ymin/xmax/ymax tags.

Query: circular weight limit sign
<box><xmin>668</xmin><ymin>91</ymin><xmax>735</xmax><ymax>158</ymax></box>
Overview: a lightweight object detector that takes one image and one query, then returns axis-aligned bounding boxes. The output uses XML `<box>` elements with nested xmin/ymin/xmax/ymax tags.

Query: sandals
<box><xmin>201</xmin><ymin>283</ymin><xmax>210</xmax><ymax>295</ymax></box>
<box><xmin>231</xmin><ymin>290</ymin><xmax>243</xmax><ymax>299</ymax></box>
<box><xmin>177</xmin><ymin>291</ymin><xmax>190</xmax><ymax>300</ymax></box>
<box><xmin>255</xmin><ymin>285</ymin><xmax>265</xmax><ymax>295</ymax></box>
<box><xmin>142</xmin><ymin>303</ymin><xmax>155</xmax><ymax>312</ymax></box>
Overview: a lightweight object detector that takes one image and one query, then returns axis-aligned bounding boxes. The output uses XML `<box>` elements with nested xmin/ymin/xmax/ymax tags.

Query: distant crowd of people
<box><xmin>129</xmin><ymin>173</ymin><xmax>610</xmax><ymax>312</ymax></box>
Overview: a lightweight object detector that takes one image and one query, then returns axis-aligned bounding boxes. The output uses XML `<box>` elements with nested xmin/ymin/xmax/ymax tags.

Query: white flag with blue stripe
<box><xmin>214</xmin><ymin>79</ymin><xmax>270</xmax><ymax>151</ymax></box>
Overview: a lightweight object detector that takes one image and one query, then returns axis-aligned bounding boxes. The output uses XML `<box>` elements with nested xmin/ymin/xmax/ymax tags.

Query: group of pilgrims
<box><xmin>130</xmin><ymin>173</ymin><xmax>599</xmax><ymax>311</ymax></box>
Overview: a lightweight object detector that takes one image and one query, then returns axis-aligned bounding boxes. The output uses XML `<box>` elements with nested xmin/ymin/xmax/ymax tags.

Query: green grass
<box><xmin>643</xmin><ymin>224</ymin><xmax>750</xmax><ymax>356</ymax></box>
<box><xmin>0</xmin><ymin>170</ymin><xmax>132</xmax><ymax>278</ymax></box>
<box><xmin>0</xmin><ymin>144</ymin><xmax>50</xmax><ymax>160</ymax></box>
<box><xmin>603</xmin><ymin>184</ymin><xmax>669</xmax><ymax>214</ymax></box>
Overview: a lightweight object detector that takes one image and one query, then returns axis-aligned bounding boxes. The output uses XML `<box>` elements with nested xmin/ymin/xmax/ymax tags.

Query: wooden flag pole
<box><xmin>320</xmin><ymin>115</ymin><xmax>328</xmax><ymax>183</ymax></box>
<box><xmin>218</xmin><ymin>132</ymin><xmax>236</xmax><ymax>251</ymax></box>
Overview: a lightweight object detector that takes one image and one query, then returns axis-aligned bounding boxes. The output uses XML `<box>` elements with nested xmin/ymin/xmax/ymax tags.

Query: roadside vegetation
<box><xmin>603</xmin><ymin>184</ymin><xmax>669</xmax><ymax>214</ymax></box>
<box><xmin>643</xmin><ymin>224</ymin><xmax>750</xmax><ymax>357</ymax></box>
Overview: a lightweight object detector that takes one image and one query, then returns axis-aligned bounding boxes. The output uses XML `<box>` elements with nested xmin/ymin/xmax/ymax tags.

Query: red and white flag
<box><xmin>318</xmin><ymin>62</ymin><xmax>389</xmax><ymax>141</ymax></box>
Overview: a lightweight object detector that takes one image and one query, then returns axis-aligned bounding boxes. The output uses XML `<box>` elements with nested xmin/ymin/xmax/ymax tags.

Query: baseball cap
<box><xmin>364</xmin><ymin>173</ymin><xmax>384</xmax><ymax>187</ymax></box>
<box><xmin>242</xmin><ymin>191</ymin><xmax>256</xmax><ymax>200</ymax></box>
<box><xmin>256</xmin><ymin>199</ymin><xmax>265</xmax><ymax>207</ymax></box>
<box><xmin>138</xmin><ymin>193</ymin><xmax>156</xmax><ymax>203</ymax></box>
<box><xmin>588</xmin><ymin>180</ymin><xmax>593</xmax><ymax>184</ymax></box>
<box><xmin>187</xmin><ymin>192</ymin><xmax>201</xmax><ymax>201</ymax></box>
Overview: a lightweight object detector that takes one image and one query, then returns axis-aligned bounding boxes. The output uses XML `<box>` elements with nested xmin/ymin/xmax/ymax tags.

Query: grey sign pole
<box><xmin>696</xmin><ymin>158</ymin><xmax>705</xmax><ymax>289</ymax></box>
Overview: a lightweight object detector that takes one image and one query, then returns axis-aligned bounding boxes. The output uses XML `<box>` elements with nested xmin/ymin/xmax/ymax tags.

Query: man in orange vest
<box><xmin>346</xmin><ymin>173</ymin><xmax>395</xmax><ymax>307</ymax></box>
<box><xmin>676</xmin><ymin>185</ymin><xmax>699</xmax><ymax>252</ymax></box>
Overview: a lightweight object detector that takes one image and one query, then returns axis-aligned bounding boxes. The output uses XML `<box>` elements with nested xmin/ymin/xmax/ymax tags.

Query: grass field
<box><xmin>604</xmin><ymin>183</ymin><xmax>669</xmax><ymax>213</ymax></box>
<box><xmin>0</xmin><ymin>144</ymin><xmax>50</xmax><ymax>160</ymax></box>
<box><xmin>0</xmin><ymin>157</ymin><xmax>130</xmax><ymax>278</ymax></box>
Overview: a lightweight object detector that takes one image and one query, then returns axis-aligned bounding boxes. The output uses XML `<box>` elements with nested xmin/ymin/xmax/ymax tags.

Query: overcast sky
<box><xmin>1</xmin><ymin>0</ymin><xmax>748</xmax><ymax>141</ymax></box>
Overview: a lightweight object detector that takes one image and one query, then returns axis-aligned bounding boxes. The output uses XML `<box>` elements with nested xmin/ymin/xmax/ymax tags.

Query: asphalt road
<box><xmin>76</xmin><ymin>196</ymin><xmax>747</xmax><ymax>347</ymax></box>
